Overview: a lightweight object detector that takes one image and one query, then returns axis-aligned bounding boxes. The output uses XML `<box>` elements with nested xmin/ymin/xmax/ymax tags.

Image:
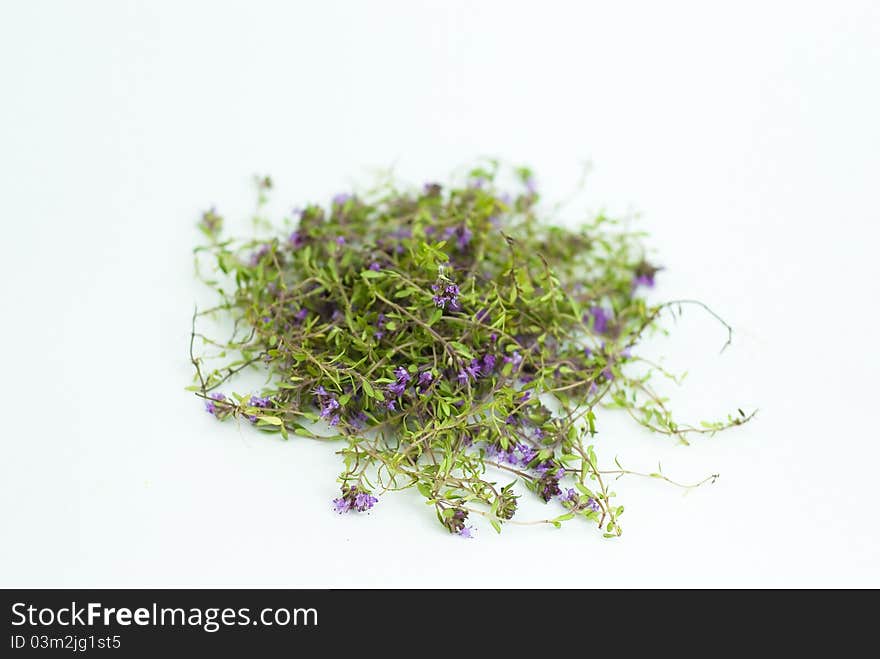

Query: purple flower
<box><xmin>315</xmin><ymin>386</ymin><xmax>341</xmax><ymax>421</ymax></box>
<box><xmin>368</xmin><ymin>261</ymin><xmax>381</xmax><ymax>271</ymax></box>
<box><xmin>431</xmin><ymin>281</ymin><xmax>461</xmax><ymax>311</ymax></box>
<box><xmin>602</xmin><ymin>367</ymin><xmax>614</xmax><ymax>381</ymax></box>
<box><xmin>386</xmin><ymin>400</ymin><xmax>396</xmax><ymax>412</ymax></box>
<box><xmin>584</xmin><ymin>347</ymin><xmax>592</xmax><ymax>358</ymax></box>
<box><xmin>481</xmin><ymin>353</ymin><xmax>496</xmax><ymax>372</ymax></box>
<box><xmin>586</xmin><ymin>307</ymin><xmax>611</xmax><ymax>335</ymax></box>
<box><xmin>468</xmin><ymin>177</ymin><xmax>485</xmax><ymax>190</ymax></box>
<box><xmin>561</xmin><ymin>488</ymin><xmax>578</xmax><ymax>504</ymax></box>
<box><xmin>351</xmin><ymin>410</ymin><xmax>369</xmax><ymax>429</ymax></box>
<box><xmin>525</xmin><ymin>177</ymin><xmax>537</xmax><ymax>194</ymax></box>
<box><xmin>457</xmin><ymin>226</ymin><xmax>473</xmax><ymax>250</ymax></box>
<box><xmin>249</xmin><ymin>244</ymin><xmax>270</xmax><ymax>266</ymax></box>
<box><xmin>517</xmin><ymin>443</ymin><xmax>537</xmax><ymax>466</ymax></box>
<box><xmin>332</xmin><ymin>192</ymin><xmax>352</xmax><ymax>206</ymax></box>
<box><xmin>457</xmin><ymin>359</ymin><xmax>481</xmax><ymax>386</ymax></box>
<box><xmin>333</xmin><ymin>487</ymin><xmax>378</xmax><ymax>514</ymax></box>
<box><xmin>245</xmin><ymin>394</ymin><xmax>272</xmax><ymax>422</ymax></box>
<box><xmin>475</xmin><ymin>308</ymin><xmax>491</xmax><ymax>324</ymax></box>
<box><xmin>502</xmin><ymin>351</ymin><xmax>522</xmax><ymax>366</ymax></box>
<box><xmin>417</xmin><ymin>371</ymin><xmax>433</xmax><ymax>393</ymax></box>
<box><xmin>632</xmin><ymin>261</ymin><xmax>659</xmax><ymax>290</ymax></box>
<box><xmin>386</xmin><ymin>367</ymin><xmax>412</xmax><ymax>397</ymax></box>
<box><xmin>354</xmin><ymin>492</ymin><xmax>378</xmax><ymax>512</ymax></box>
<box><xmin>457</xmin><ymin>526</ymin><xmax>475</xmax><ymax>539</ymax></box>
<box><xmin>320</xmin><ymin>398</ymin><xmax>340</xmax><ymax>419</ymax></box>
<box><xmin>386</xmin><ymin>380</ymin><xmax>406</xmax><ymax>396</ymax></box>
<box><xmin>289</xmin><ymin>231</ymin><xmax>305</xmax><ymax>247</ymax></box>
<box><xmin>335</xmin><ymin>236</ymin><xmax>346</xmax><ymax>245</ymax></box>
<box><xmin>248</xmin><ymin>395</ymin><xmax>271</xmax><ymax>408</ymax></box>
<box><xmin>294</xmin><ymin>308</ymin><xmax>309</xmax><ymax>322</ymax></box>
<box><xmin>586</xmin><ymin>498</ymin><xmax>601</xmax><ymax>513</ymax></box>
<box><xmin>633</xmin><ymin>274</ymin><xmax>655</xmax><ymax>288</ymax></box>
<box><xmin>539</xmin><ymin>475</ymin><xmax>562</xmax><ymax>502</ymax></box>
<box><xmin>204</xmin><ymin>392</ymin><xmax>226</xmax><ymax>416</ymax></box>
<box><xmin>466</xmin><ymin>359</ymin><xmax>481</xmax><ymax>379</ymax></box>
<box><xmin>518</xmin><ymin>391</ymin><xmax>531</xmax><ymax>403</ymax></box>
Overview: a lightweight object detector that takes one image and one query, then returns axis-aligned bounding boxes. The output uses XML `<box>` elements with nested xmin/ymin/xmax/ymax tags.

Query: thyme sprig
<box><xmin>190</xmin><ymin>164</ymin><xmax>753</xmax><ymax>538</ymax></box>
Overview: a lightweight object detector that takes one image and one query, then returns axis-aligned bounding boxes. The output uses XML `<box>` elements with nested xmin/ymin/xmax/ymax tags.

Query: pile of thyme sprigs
<box><xmin>191</xmin><ymin>164</ymin><xmax>753</xmax><ymax>538</ymax></box>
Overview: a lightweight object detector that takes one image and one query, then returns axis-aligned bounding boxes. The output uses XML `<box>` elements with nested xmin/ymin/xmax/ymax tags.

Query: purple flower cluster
<box><xmin>332</xmin><ymin>192</ymin><xmax>352</xmax><ymax>206</ymax></box>
<box><xmin>586</xmin><ymin>307</ymin><xmax>611</xmax><ymax>335</ymax></box>
<box><xmin>502</xmin><ymin>350</ymin><xmax>522</xmax><ymax>367</ymax></box>
<box><xmin>314</xmin><ymin>385</ymin><xmax>341</xmax><ymax>426</ymax></box>
<box><xmin>536</xmin><ymin>461</ymin><xmax>566</xmax><ymax>480</ymax></box>
<box><xmin>456</xmin><ymin>353</ymin><xmax>495</xmax><ymax>386</ymax></box>
<box><xmin>444</xmin><ymin>508</ymin><xmax>473</xmax><ymax>538</ymax></box>
<box><xmin>386</xmin><ymin>366</ymin><xmax>411</xmax><ymax>397</ymax></box>
<box><xmin>245</xmin><ymin>394</ymin><xmax>272</xmax><ymax>422</ymax></box>
<box><xmin>560</xmin><ymin>489</ymin><xmax>601</xmax><ymax>513</ymax></box>
<box><xmin>538</xmin><ymin>473</ymin><xmax>563</xmax><ymax>502</ymax></box>
<box><xmin>289</xmin><ymin>231</ymin><xmax>305</xmax><ymax>247</ymax></box>
<box><xmin>333</xmin><ymin>486</ymin><xmax>378</xmax><ymax>514</ymax></box>
<box><xmin>443</xmin><ymin>225</ymin><xmax>473</xmax><ymax>251</ymax></box>
<box><xmin>204</xmin><ymin>392</ymin><xmax>226</xmax><ymax>417</ymax></box>
<box><xmin>487</xmin><ymin>442</ymin><xmax>538</xmax><ymax>468</ymax></box>
<box><xmin>632</xmin><ymin>261</ymin><xmax>659</xmax><ymax>289</ymax></box>
<box><xmin>416</xmin><ymin>370</ymin><xmax>433</xmax><ymax>393</ymax></box>
<box><xmin>350</xmin><ymin>410</ymin><xmax>369</xmax><ymax>429</ymax></box>
<box><xmin>431</xmin><ymin>283</ymin><xmax>461</xmax><ymax>311</ymax></box>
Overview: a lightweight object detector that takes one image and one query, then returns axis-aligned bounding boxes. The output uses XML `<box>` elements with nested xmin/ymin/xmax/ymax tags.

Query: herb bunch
<box><xmin>191</xmin><ymin>164</ymin><xmax>752</xmax><ymax>538</ymax></box>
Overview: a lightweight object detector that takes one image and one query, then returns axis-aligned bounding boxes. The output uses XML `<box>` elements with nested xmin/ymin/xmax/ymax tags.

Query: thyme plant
<box><xmin>190</xmin><ymin>164</ymin><xmax>753</xmax><ymax>538</ymax></box>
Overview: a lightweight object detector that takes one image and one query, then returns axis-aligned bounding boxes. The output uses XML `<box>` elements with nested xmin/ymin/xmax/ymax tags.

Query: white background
<box><xmin>1</xmin><ymin>0</ymin><xmax>878</xmax><ymax>587</ymax></box>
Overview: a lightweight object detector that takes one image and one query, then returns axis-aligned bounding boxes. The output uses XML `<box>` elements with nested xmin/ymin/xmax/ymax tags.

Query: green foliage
<box><xmin>190</xmin><ymin>165</ymin><xmax>753</xmax><ymax>538</ymax></box>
